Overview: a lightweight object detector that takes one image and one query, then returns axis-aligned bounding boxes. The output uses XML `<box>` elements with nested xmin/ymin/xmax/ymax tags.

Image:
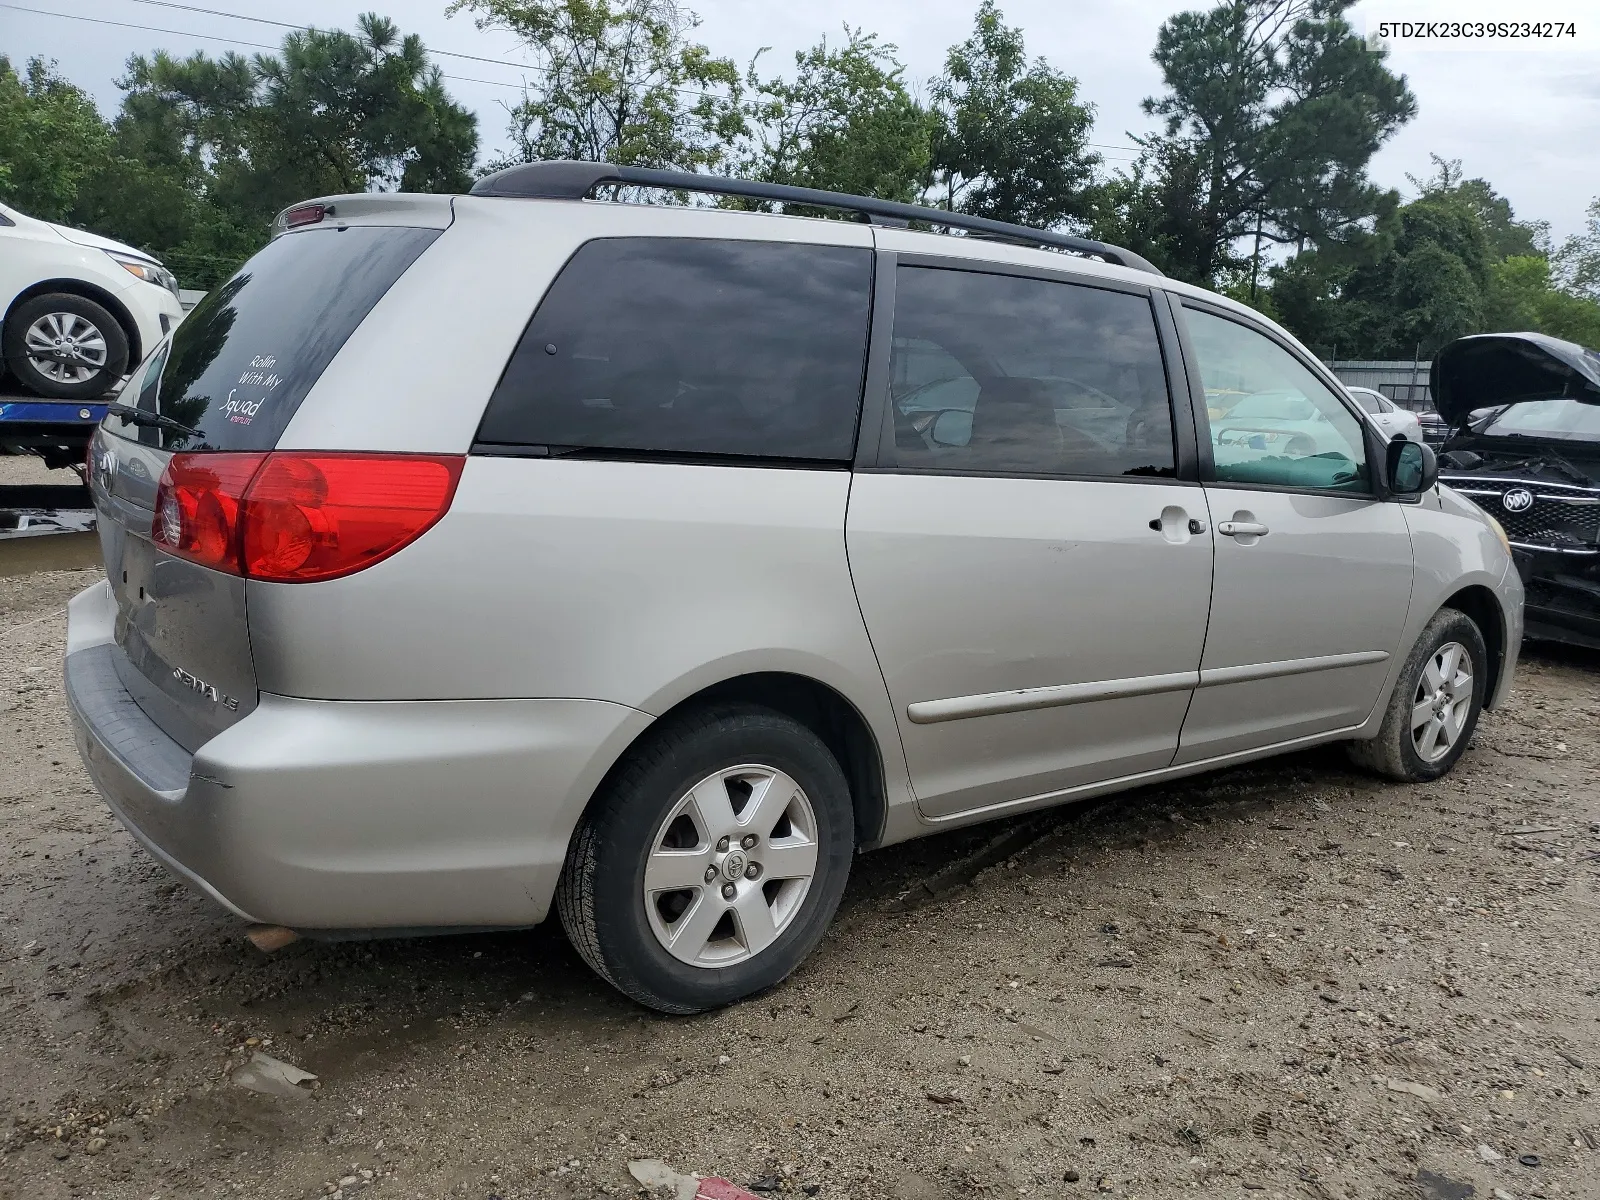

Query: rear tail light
<box><xmin>152</xmin><ymin>452</ymin><xmax>463</xmax><ymax>582</ymax></box>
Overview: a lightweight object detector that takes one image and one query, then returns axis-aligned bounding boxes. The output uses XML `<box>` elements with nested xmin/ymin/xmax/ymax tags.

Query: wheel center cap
<box><xmin>722</xmin><ymin>850</ymin><xmax>747</xmax><ymax>882</ymax></box>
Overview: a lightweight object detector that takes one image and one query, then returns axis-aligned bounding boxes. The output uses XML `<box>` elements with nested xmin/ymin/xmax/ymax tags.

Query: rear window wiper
<box><xmin>104</xmin><ymin>403</ymin><xmax>206</xmax><ymax>442</ymax></box>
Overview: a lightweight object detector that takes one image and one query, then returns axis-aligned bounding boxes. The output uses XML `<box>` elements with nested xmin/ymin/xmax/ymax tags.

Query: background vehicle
<box><xmin>1</xmin><ymin>202</ymin><xmax>183</xmax><ymax>466</ymax></box>
<box><xmin>1347</xmin><ymin>385</ymin><xmax>1423</xmax><ymax>443</ymax></box>
<box><xmin>1208</xmin><ymin>391</ymin><xmax>1357</xmax><ymax>464</ymax></box>
<box><xmin>1434</xmin><ymin>332</ymin><xmax>1600</xmax><ymax>649</ymax></box>
<box><xmin>65</xmin><ymin>164</ymin><xmax>1523</xmax><ymax>1014</ymax></box>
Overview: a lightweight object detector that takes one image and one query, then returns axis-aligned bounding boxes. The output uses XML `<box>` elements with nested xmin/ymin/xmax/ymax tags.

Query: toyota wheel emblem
<box><xmin>1501</xmin><ymin>487</ymin><xmax>1534</xmax><ymax>513</ymax></box>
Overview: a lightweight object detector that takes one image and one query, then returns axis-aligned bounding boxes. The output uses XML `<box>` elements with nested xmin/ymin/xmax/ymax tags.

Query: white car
<box><xmin>1348</xmin><ymin>386</ymin><xmax>1423</xmax><ymax>443</ymax></box>
<box><xmin>0</xmin><ymin>202</ymin><xmax>184</xmax><ymax>400</ymax></box>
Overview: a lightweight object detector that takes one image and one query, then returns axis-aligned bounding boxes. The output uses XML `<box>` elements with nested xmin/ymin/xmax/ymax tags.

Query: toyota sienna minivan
<box><xmin>66</xmin><ymin>162</ymin><xmax>1524</xmax><ymax>1013</ymax></box>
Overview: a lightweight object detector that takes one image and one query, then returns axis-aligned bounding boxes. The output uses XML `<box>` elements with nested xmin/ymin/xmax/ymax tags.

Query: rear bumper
<box><xmin>65</xmin><ymin>580</ymin><xmax>652</xmax><ymax>931</ymax></box>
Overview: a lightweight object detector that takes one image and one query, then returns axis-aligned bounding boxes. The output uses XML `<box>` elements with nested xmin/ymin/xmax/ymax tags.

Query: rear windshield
<box><xmin>120</xmin><ymin>225</ymin><xmax>440</xmax><ymax>451</ymax></box>
<box><xmin>476</xmin><ymin>237</ymin><xmax>873</xmax><ymax>462</ymax></box>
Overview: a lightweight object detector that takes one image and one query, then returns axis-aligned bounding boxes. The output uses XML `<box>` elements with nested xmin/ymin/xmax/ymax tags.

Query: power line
<box><xmin>0</xmin><ymin>2</ymin><xmax>544</xmax><ymax>92</ymax></box>
<box><xmin>122</xmin><ymin>0</ymin><xmax>544</xmax><ymax>73</ymax></box>
<box><xmin>110</xmin><ymin>0</ymin><xmax>731</xmax><ymax>102</ymax></box>
<box><xmin>0</xmin><ymin>1</ymin><xmax>726</xmax><ymax>100</ymax></box>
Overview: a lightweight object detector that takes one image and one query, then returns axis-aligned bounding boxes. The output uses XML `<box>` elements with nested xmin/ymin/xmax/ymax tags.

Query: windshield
<box><xmin>1486</xmin><ymin>397</ymin><xmax>1600</xmax><ymax>439</ymax></box>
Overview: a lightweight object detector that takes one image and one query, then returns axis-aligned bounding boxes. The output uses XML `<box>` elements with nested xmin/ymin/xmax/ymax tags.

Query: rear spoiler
<box><xmin>269</xmin><ymin>193</ymin><xmax>455</xmax><ymax>237</ymax></box>
<box><xmin>1431</xmin><ymin>332</ymin><xmax>1600</xmax><ymax>428</ymax></box>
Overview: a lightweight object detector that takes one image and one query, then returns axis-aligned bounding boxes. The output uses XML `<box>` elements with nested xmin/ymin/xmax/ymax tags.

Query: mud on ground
<box><xmin>2</xmin><ymin>568</ymin><xmax>1597</xmax><ymax>1200</ymax></box>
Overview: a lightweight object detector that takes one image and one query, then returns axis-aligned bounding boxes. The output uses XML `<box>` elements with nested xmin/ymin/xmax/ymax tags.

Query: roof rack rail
<box><xmin>469</xmin><ymin>160</ymin><xmax>1163</xmax><ymax>276</ymax></box>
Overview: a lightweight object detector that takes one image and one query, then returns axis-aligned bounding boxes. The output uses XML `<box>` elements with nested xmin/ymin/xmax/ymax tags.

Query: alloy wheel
<box><xmin>643</xmin><ymin>764</ymin><xmax>819</xmax><ymax>968</ymax></box>
<box><xmin>23</xmin><ymin>311</ymin><xmax>109</xmax><ymax>385</ymax></box>
<box><xmin>1411</xmin><ymin>640</ymin><xmax>1474</xmax><ymax>763</ymax></box>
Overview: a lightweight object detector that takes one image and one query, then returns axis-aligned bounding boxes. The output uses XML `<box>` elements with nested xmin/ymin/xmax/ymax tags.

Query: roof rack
<box><xmin>469</xmin><ymin>160</ymin><xmax>1163</xmax><ymax>276</ymax></box>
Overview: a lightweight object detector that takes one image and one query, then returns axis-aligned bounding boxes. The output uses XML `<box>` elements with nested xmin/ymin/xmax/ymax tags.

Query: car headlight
<box><xmin>107</xmin><ymin>251</ymin><xmax>180</xmax><ymax>298</ymax></box>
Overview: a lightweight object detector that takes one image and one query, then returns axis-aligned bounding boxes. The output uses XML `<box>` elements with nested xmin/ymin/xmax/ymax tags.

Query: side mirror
<box><xmin>930</xmin><ymin>409</ymin><xmax>972</xmax><ymax>447</ymax></box>
<box><xmin>1386</xmin><ymin>437</ymin><xmax>1437</xmax><ymax>496</ymax></box>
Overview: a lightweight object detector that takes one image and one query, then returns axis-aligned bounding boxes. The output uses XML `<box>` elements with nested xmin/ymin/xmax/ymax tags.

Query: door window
<box><xmin>478</xmin><ymin>238</ymin><xmax>873</xmax><ymax>461</ymax></box>
<box><xmin>886</xmin><ymin>268</ymin><xmax>1176</xmax><ymax>478</ymax></box>
<box><xmin>1184</xmin><ymin>307</ymin><xmax>1369</xmax><ymax>493</ymax></box>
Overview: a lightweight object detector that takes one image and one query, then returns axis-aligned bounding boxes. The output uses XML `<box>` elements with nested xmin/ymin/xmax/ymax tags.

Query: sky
<box><xmin>4</xmin><ymin>0</ymin><xmax>1598</xmax><ymax>243</ymax></box>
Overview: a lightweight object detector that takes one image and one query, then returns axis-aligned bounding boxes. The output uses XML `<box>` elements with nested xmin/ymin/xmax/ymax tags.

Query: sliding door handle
<box><xmin>1218</xmin><ymin>520</ymin><xmax>1269</xmax><ymax>537</ymax></box>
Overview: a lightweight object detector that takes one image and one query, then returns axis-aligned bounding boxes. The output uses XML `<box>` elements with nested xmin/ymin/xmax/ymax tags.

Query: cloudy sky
<box><xmin>6</xmin><ymin>0</ymin><xmax>1597</xmax><ymax>241</ymax></box>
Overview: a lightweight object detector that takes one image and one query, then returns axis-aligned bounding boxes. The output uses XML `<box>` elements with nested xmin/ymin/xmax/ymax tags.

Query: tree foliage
<box><xmin>1555</xmin><ymin>198</ymin><xmax>1600</xmax><ymax>305</ymax></box>
<box><xmin>1099</xmin><ymin>0</ymin><xmax>1414</xmax><ymax>285</ymax></box>
<box><xmin>739</xmin><ymin>29</ymin><xmax>931</xmax><ymax>203</ymax></box>
<box><xmin>1270</xmin><ymin>161</ymin><xmax>1600</xmax><ymax>357</ymax></box>
<box><xmin>928</xmin><ymin>1</ymin><xmax>1099</xmax><ymax>228</ymax></box>
<box><xmin>0</xmin><ymin>57</ymin><xmax>111</xmax><ymax>223</ymax></box>
<box><xmin>448</xmin><ymin>0</ymin><xmax>740</xmax><ymax>170</ymax></box>
<box><xmin>3</xmin><ymin>16</ymin><xmax>478</xmax><ymax>289</ymax></box>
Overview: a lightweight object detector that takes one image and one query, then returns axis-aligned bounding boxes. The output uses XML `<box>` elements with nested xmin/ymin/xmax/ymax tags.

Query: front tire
<box><xmin>3</xmin><ymin>293</ymin><xmax>129</xmax><ymax>400</ymax></box>
<box><xmin>556</xmin><ymin>704</ymin><xmax>854</xmax><ymax>1013</ymax></box>
<box><xmin>1348</xmin><ymin>607</ymin><xmax>1487</xmax><ymax>782</ymax></box>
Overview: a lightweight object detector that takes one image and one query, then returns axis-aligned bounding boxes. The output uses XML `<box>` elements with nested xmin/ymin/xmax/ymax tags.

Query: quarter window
<box><xmin>1185</xmin><ymin>307</ymin><xmax>1369</xmax><ymax>493</ymax></box>
<box><xmin>886</xmin><ymin>267</ymin><xmax>1176</xmax><ymax>478</ymax></box>
<box><xmin>477</xmin><ymin>238</ymin><xmax>873</xmax><ymax>461</ymax></box>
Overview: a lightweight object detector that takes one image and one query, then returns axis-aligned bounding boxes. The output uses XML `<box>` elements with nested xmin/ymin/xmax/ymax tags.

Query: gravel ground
<box><xmin>2</xmin><ymin>567</ymin><xmax>1597</xmax><ymax>1200</ymax></box>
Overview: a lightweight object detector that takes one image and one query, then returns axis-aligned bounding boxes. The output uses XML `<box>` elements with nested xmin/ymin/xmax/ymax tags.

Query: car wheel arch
<box><xmin>1440</xmin><ymin>584</ymin><xmax>1507</xmax><ymax>708</ymax></box>
<box><xmin>578</xmin><ymin>671</ymin><xmax>889</xmax><ymax>856</ymax></box>
<box><xmin>4</xmin><ymin>277</ymin><xmax>143</xmax><ymax>369</ymax></box>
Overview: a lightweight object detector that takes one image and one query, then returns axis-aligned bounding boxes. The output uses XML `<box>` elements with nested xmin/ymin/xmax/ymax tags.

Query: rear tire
<box><xmin>556</xmin><ymin>704</ymin><xmax>854</xmax><ymax>1013</ymax></box>
<box><xmin>3</xmin><ymin>293</ymin><xmax>129</xmax><ymax>400</ymax></box>
<box><xmin>1347</xmin><ymin>607</ymin><xmax>1487</xmax><ymax>782</ymax></box>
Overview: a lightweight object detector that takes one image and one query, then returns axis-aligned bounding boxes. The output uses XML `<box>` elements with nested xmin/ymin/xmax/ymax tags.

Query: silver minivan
<box><xmin>66</xmin><ymin>163</ymin><xmax>1524</xmax><ymax>1012</ymax></box>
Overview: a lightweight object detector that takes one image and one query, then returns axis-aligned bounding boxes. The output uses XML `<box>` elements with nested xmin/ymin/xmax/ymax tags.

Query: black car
<box><xmin>1433</xmin><ymin>332</ymin><xmax>1600</xmax><ymax>649</ymax></box>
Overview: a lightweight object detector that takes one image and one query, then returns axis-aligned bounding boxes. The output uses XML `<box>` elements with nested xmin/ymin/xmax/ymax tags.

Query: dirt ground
<box><xmin>2</xmin><ymin>567</ymin><xmax>1597</xmax><ymax>1200</ymax></box>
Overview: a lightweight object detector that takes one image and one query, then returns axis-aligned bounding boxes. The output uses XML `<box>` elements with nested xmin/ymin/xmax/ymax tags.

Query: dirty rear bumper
<box><xmin>65</xmin><ymin>580</ymin><xmax>653</xmax><ymax>932</ymax></box>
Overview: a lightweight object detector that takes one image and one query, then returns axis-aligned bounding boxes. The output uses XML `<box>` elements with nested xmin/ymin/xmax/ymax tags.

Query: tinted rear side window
<box><xmin>132</xmin><ymin>225</ymin><xmax>440</xmax><ymax>451</ymax></box>
<box><xmin>887</xmin><ymin>267</ymin><xmax>1176</xmax><ymax>478</ymax></box>
<box><xmin>477</xmin><ymin>238</ymin><xmax>873</xmax><ymax>461</ymax></box>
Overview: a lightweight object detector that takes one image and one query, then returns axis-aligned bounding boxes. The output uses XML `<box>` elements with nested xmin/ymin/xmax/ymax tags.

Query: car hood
<box><xmin>1431</xmin><ymin>332</ymin><xmax>1600</xmax><ymax>426</ymax></box>
<box><xmin>45</xmin><ymin>222</ymin><xmax>161</xmax><ymax>265</ymax></box>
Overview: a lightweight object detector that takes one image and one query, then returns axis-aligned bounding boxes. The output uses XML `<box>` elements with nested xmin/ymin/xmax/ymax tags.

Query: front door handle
<box><xmin>1218</xmin><ymin>520</ymin><xmax>1269</xmax><ymax>537</ymax></box>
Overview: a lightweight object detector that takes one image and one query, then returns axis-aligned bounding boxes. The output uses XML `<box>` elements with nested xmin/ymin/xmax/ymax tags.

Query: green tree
<box><xmin>1405</xmin><ymin>155</ymin><xmax>1548</xmax><ymax>260</ymax></box>
<box><xmin>1487</xmin><ymin>255</ymin><xmax>1600</xmax><ymax>346</ymax></box>
<box><xmin>1104</xmin><ymin>0</ymin><xmax>1415</xmax><ymax>285</ymax></box>
<box><xmin>739</xmin><ymin>29</ymin><xmax>931</xmax><ymax>202</ymax></box>
<box><xmin>1091</xmin><ymin>140</ymin><xmax>1209</xmax><ymax>276</ymax></box>
<box><xmin>928</xmin><ymin>1</ymin><xmax>1099</xmax><ymax>229</ymax></box>
<box><xmin>447</xmin><ymin>0</ymin><xmax>741</xmax><ymax>171</ymax></box>
<box><xmin>74</xmin><ymin>15</ymin><xmax>478</xmax><ymax>287</ymax></box>
<box><xmin>1270</xmin><ymin>167</ymin><xmax>1600</xmax><ymax>357</ymax></box>
<box><xmin>0</xmin><ymin>56</ymin><xmax>111</xmax><ymax>222</ymax></box>
<box><xmin>1554</xmin><ymin>197</ymin><xmax>1600</xmax><ymax>305</ymax></box>
<box><xmin>255</xmin><ymin>15</ymin><xmax>479</xmax><ymax>194</ymax></box>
